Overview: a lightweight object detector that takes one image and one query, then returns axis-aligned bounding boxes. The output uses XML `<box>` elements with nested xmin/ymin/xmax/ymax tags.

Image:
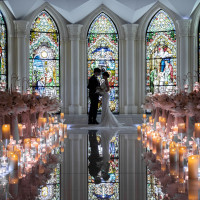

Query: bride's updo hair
<box><xmin>103</xmin><ymin>72</ymin><xmax>109</xmax><ymax>78</ymax></box>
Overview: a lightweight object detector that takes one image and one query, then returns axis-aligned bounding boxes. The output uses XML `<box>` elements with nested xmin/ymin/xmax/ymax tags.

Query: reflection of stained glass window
<box><xmin>88</xmin><ymin>131</ymin><xmax>119</xmax><ymax>199</ymax></box>
<box><xmin>29</xmin><ymin>10</ymin><xmax>60</xmax><ymax>98</ymax></box>
<box><xmin>0</xmin><ymin>11</ymin><xmax>7</xmax><ymax>85</ymax></box>
<box><xmin>146</xmin><ymin>10</ymin><xmax>177</xmax><ymax>94</ymax></box>
<box><xmin>37</xmin><ymin>148</ymin><xmax>61</xmax><ymax>200</ymax></box>
<box><xmin>88</xmin><ymin>13</ymin><xmax>119</xmax><ymax>113</ymax></box>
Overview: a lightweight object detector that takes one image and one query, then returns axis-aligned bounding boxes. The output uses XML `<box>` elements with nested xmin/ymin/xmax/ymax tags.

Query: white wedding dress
<box><xmin>98</xmin><ymin>80</ymin><xmax>122</xmax><ymax>127</ymax></box>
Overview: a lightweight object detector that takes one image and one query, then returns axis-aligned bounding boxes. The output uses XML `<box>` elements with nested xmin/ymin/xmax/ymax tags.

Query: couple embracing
<box><xmin>87</xmin><ymin>68</ymin><xmax>121</xmax><ymax>127</ymax></box>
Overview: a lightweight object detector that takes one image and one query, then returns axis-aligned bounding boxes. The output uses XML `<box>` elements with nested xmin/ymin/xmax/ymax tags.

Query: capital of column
<box><xmin>67</xmin><ymin>24</ymin><xmax>83</xmax><ymax>40</ymax></box>
<box><xmin>14</xmin><ymin>20</ymin><xmax>29</xmax><ymax>38</ymax></box>
<box><xmin>176</xmin><ymin>19</ymin><xmax>192</xmax><ymax>37</ymax></box>
<box><xmin>122</xmin><ymin>24</ymin><xmax>139</xmax><ymax>40</ymax></box>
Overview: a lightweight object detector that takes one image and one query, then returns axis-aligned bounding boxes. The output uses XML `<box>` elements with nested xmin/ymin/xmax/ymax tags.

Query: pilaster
<box><xmin>14</xmin><ymin>20</ymin><xmax>29</xmax><ymax>91</ymax></box>
<box><xmin>122</xmin><ymin>24</ymin><xmax>139</xmax><ymax>114</ymax></box>
<box><xmin>67</xmin><ymin>24</ymin><xmax>83</xmax><ymax>114</ymax></box>
<box><xmin>176</xmin><ymin>19</ymin><xmax>192</xmax><ymax>89</ymax></box>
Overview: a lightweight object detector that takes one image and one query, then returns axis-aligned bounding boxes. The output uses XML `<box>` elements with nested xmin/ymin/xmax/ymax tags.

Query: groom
<box><xmin>87</xmin><ymin>68</ymin><xmax>101</xmax><ymax>124</ymax></box>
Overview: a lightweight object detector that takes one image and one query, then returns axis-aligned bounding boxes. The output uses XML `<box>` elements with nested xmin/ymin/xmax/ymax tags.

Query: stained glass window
<box><xmin>88</xmin><ymin>130</ymin><xmax>119</xmax><ymax>199</ymax></box>
<box><xmin>198</xmin><ymin>23</ymin><xmax>200</xmax><ymax>81</ymax></box>
<box><xmin>88</xmin><ymin>13</ymin><xmax>119</xmax><ymax>113</ymax></box>
<box><xmin>0</xmin><ymin>11</ymin><xmax>7</xmax><ymax>86</ymax></box>
<box><xmin>29</xmin><ymin>10</ymin><xmax>60</xmax><ymax>97</ymax></box>
<box><xmin>146</xmin><ymin>10</ymin><xmax>177</xmax><ymax>94</ymax></box>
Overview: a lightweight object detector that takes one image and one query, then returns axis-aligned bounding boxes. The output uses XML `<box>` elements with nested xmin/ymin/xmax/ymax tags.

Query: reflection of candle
<box><xmin>188</xmin><ymin>155</ymin><xmax>199</xmax><ymax>179</ymax></box>
<box><xmin>18</xmin><ymin>124</ymin><xmax>23</xmax><ymax>136</ymax></box>
<box><xmin>143</xmin><ymin>114</ymin><xmax>146</xmax><ymax>119</ymax></box>
<box><xmin>179</xmin><ymin>146</ymin><xmax>187</xmax><ymax>168</ymax></box>
<box><xmin>51</xmin><ymin>117</ymin><xmax>55</xmax><ymax>123</ymax></box>
<box><xmin>64</xmin><ymin>124</ymin><xmax>67</xmax><ymax>138</ymax></box>
<box><xmin>137</xmin><ymin>126</ymin><xmax>141</xmax><ymax>141</ymax></box>
<box><xmin>9</xmin><ymin>153</ymin><xmax>18</xmax><ymax>171</ymax></box>
<box><xmin>156</xmin><ymin>137</ymin><xmax>162</xmax><ymax>157</ymax></box>
<box><xmin>2</xmin><ymin>124</ymin><xmax>10</xmax><ymax>139</ymax></box>
<box><xmin>169</xmin><ymin>147</ymin><xmax>178</xmax><ymax>165</ymax></box>
<box><xmin>152</xmin><ymin>135</ymin><xmax>157</xmax><ymax>154</ymax></box>
<box><xmin>60</xmin><ymin>112</ymin><xmax>64</xmax><ymax>119</ymax></box>
<box><xmin>61</xmin><ymin>147</ymin><xmax>64</xmax><ymax>152</ymax></box>
<box><xmin>178</xmin><ymin>123</ymin><xmax>186</xmax><ymax>133</ymax></box>
<box><xmin>188</xmin><ymin>180</ymin><xmax>199</xmax><ymax>200</ymax></box>
<box><xmin>9</xmin><ymin>171</ymin><xmax>19</xmax><ymax>198</ymax></box>
<box><xmin>194</xmin><ymin>123</ymin><xmax>200</xmax><ymax>138</ymax></box>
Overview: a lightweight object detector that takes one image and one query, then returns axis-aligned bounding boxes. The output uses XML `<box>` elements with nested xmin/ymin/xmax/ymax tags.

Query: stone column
<box><xmin>176</xmin><ymin>19</ymin><xmax>192</xmax><ymax>89</ymax></box>
<box><xmin>123</xmin><ymin>24</ymin><xmax>139</xmax><ymax>114</ymax></box>
<box><xmin>67</xmin><ymin>24</ymin><xmax>83</xmax><ymax>114</ymax></box>
<box><xmin>14</xmin><ymin>20</ymin><xmax>29</xmax><ymax>92</ymax></box>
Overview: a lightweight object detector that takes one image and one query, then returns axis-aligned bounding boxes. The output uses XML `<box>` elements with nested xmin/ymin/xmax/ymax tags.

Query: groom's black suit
<box><xmin>87</xmin><ymin>75</ymin><xmax>100</xmax><ymax>123</ymax></box>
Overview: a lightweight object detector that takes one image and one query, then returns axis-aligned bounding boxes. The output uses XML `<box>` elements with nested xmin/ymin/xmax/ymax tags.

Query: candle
<box><xmin>61</xmin><ymin>147</ymin><xmax>64</xmax><ymax>152</ymax></box>
<box><xmin>60</xmin><ymin>112</ymin><xmax>64</xmax><ymax>119</ymax></box>
<box><xmin>169</xmin><ymin>147</ymin><xmax>178</xmax><ymax>165</ymax></box>
<box><xmin>24</xmin><ymin>138</ymin><xmax>31</xmax><ymax>152</ymax></box>
<box><xmin>188</xmin><ymin>155</ymin><xmax>199</xmax><ymax>179</ymax></box>
<box><xmin>194</xmin><ymin>123</ymin><xmax>200</xmax><ymax>138</ymax></box>
<box><xmin>9</xmin><ymin>153</ymin><xmax>18</xmax><ymax>171</ymax></box>
<box><xmin>178</xmin><ymin>123</ymin><xmax>186</xmax><ymax>134</ymax></box>
<box><xmin>179</xmin><ymin>146</ymin><xmax>187</xmax><ymax>168</ymax></box>
<box><xmin>173</xmin><ymin>125</ymin><xmax>178</xmax><ymax>134</ymax></box>
<box><xmin>143</xmin><ymin>114</ymin><xmax>146</xmax><ymax>119</ymax></box>
<box><xmin>2</xmin><ymin>124</ymin><xmax>10</xmax><ymax>139</ymax></box>
<box><xmin>51</xmin><ymin>117</ymin><xmax>55</xmax><ymax>123</ymax></box>
<box><xmin>161</xmin><ymin>160</ymin><xmax>166</xmax><ymax>172</ymax></box>
<box><xmin>188</xmin><ymin>180</ymin><xmax>199</xmax><ymax>200</ymax></box>
<box><xmin>18</xmin><ymin>124</ymin><xmax>23</xmax><ymax>137</ymax></box>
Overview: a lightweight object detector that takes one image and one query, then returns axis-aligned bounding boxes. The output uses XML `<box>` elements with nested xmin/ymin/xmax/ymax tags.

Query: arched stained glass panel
<box><xmin>88</xmin><ymin>13</ymin><xmax>119</xmax><ymax>113</ymax></box>
<box><xmin>29</xmin><ymin>10</ymin><xmax>60</xmax><ymax>98</ymax></box>
<box><xmin>146</xmin><ymin>10</ymin><xmax>177</xmax><ymax>94</ymax></box>
<box><xmin>0</xmin><ymin>11</ymin><xmax>7</xmax><ymax>86</ymax></box>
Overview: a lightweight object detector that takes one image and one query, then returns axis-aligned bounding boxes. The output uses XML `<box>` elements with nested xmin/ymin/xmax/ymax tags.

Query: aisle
<box><xmin>61</xmin><ymin>114</ymin><xmax>147</xmax><ymax>200</ymax></box>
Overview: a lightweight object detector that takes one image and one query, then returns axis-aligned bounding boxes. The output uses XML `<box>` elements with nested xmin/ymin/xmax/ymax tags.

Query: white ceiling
<box><xmin>4</xmin><ymin>0</ymin><xmax>200</xmax><ymax>23</ymax></box>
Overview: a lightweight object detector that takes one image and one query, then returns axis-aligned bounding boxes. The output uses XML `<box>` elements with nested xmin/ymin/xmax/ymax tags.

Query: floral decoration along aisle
<box><xmin>139</xmin><ymin>83</ymin><xmax>200</xmax><ymax>200</ymax></box>
<box><xmin>0</xmin><ymin>88</ymin><xmax>67</xmax><ymax>199</ymax></box>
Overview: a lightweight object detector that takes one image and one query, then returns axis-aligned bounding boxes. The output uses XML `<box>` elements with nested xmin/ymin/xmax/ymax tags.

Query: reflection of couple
<box><xmin>87</xmin><ymin>68</ymin><xmax>121</xmax><ymax>127</ymax></box>
<box><xmin>88</xmin><ymin>130</ymin><xmax>116</xmax><ymax>184</ymax></box>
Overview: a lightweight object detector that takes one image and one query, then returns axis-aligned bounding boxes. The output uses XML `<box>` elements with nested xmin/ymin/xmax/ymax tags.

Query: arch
<box><xmin>146</xmin><ymin>9</ymin><xmax>177</xmax><ymax>94</ymax></box>
<box><xmin>25</xmin><ymin>2</ymin><xmax>68</xmax><ymax>40</ymax></box>
<box><xmin>29</xmin><ymin>10</ymin><xmax>60</xmax><ymax>98</ymax></box>
<box><xmin>0</xmin><ymin>2</ymin><xmax>15</xmax><ymax>88</ymax></box>
<box><xmin>80</xmin><ymin>5</ymin><xmax>125</xmax><ymax>40</ymax></box>
<box><xmin>87</xmin><ymin>12</ymin><xmax>119</xmax><ymax>113</ymax></box>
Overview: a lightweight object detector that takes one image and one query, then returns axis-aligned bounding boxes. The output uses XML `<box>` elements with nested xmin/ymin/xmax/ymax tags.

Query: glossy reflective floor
<box><xmin>61</xmin><ymin>114</ymin><xmax>147</xmax><ymax>200</ymax></box>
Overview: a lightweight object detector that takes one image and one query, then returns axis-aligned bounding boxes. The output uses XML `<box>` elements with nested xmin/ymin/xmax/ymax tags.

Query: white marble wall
<box><xmin>1</xmin><ymin>1</ymin><xmax>200</xmax><ymax>114</ymax></box>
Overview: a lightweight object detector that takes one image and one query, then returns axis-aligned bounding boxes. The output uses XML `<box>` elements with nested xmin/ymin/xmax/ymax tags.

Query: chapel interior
<box><xmin>0</xmin><ymin>0</ymin><xmax>200</xmax><ymax>200</ymax></box>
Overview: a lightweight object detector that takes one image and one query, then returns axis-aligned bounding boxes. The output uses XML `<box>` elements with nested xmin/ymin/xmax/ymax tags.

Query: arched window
<box><xmin>0</xmin><ymin>10</ymin><xmax>7</xmax><ymax>86</ymax></box>
<box><xmin>29</xmin><ymin>10</ymin><xmax>60</xmax><ymax>97</ymax></box>
<box><xmin>87</xmin><ymin>13</ymin><xmax>119</xmax><ymax>113</ymax></box>
<box><xmin>146</xmin><ymin>10</ymin><xmax>176</xmax><ymax>94</ymax></box>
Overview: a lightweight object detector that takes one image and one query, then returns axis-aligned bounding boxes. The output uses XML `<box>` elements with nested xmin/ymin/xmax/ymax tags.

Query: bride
<box><xmin>98</xmin><ymin>72</ymin><xmax>122</xmax><ymax>127</ymax></box>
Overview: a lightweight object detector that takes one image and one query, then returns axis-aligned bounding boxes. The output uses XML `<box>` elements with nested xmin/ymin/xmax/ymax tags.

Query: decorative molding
<box><xmin>67</xmin><ymin>24</ymin><xmax>83</xmax><ymax>40</ymax></box>
<box><xmin>14</xmin><ymin>20</ymin><xmax>29</xmax><ymax>38</ymax></box>
<box><xmin>122</xmin><ymin>24</ymin><xmax>139</xmax><ymax>40</ymax></box>
<box><xmin>176</xmin><ymin>19</ymin><xmax>192</xmax><ymax>37</ymax></box>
